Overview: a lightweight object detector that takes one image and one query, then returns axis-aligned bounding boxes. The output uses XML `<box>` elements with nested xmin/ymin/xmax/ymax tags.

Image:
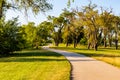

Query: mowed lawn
<box><xmin>0</xmin><ymin>49</ymin><xmax>70</xmax><ymax>80</ymax></box>
<box><xmin>51</xmin><ymin>44</ymin><xmax>120</xmax><ymax>68</ymax></box>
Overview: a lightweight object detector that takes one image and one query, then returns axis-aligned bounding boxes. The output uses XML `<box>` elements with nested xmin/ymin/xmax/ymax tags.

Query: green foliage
<box><xmin>81</xmin><ymin>3</ymin><xmax>100</xmax><ymax>50</ymax></box>
<box><xmin>21</xmin><ymin>21</ymin><xmax>54</xmax><ymax>49</ymax></box>
<box><xmin>48</xmin><ymin>16</ymin><xmax>65</xmax><ymax>46</ymax></box>
<box><xmin>67</xmin><ymin>0</ymin><xmax>74</xmax><ymax>7</ymax></box>
<box><xmin>21</xmin><ymin>22</ymin><xmax>37</xmax><ymax>48</ymax></box>
<box><xmin>0</xmin><ymin>0</ymin><xmax>52</xmax><ymax>19</ymax></box>
<box><xmin>0</xmin><ymin>17</ymin><xmax>25</xmax><ymax>54</ymax></box>
<box><xmin>37</xmin><ymin>21</ymin><xmax>53</xmax><ymax>45</ymax></box>
<box><xmin>80</xmin><ymin>37</ymin><xmax>87</xmax><ymax>45</ymax></box>
<box><xmin>47</xmin><ymin>2</ymin><xmax>120</xmax><ymax>50</ymax></box>
<box><xmin>14</xmin><ymin>0</ymin><xmax>53</xmax><ymax>15</ymax></box>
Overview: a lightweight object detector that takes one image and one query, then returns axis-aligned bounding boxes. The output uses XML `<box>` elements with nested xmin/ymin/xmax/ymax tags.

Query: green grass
<box><xmin>51</xmin><ymin>44</ymin><xmax>120</xmax><ymax>68</ymax></box>
<box><xmin>0</xmin><ymin>49</ymin><xmax>70</xmax><ymax>80</ymax></box>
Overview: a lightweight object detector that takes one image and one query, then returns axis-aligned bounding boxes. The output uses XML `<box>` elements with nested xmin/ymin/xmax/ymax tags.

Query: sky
<box><xmin>5</xmin><ymin>0</ymin><xmax>120</xmax><ymax>25</ymax></box>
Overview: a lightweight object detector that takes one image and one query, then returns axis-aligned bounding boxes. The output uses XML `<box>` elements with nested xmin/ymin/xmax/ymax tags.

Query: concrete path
<box><xmin>43</xmin><ymin>47</ymin><xmax>120</xmax><ymax>80</ymax></box>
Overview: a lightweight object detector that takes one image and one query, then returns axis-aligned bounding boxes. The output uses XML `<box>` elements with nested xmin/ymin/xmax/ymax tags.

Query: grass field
<box><xmin>51</xmin><ymin>44</ymin><xmax>120</xmax><ymax>69</ymax></box>
<box><xmin>0</xmin><ymin>49</ymin><xmax>70</xmax><ymax>80</ymax></box>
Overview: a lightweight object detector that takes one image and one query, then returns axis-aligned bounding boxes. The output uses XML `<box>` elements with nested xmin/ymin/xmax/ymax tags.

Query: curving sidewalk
<box><xmin>43</xmin><ymin>47</ymin><xmax>120</xmax><ymax>80</ymax></box>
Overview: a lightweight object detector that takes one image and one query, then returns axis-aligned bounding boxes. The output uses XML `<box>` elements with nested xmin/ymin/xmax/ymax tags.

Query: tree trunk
<box><xmin>87</xmin><ymin>41</ymin><xmax>91</xmax><ymax>49</ymax></box>
<box><xmin>109</xmin><ymin>38</ymin><xmax>112</xmax><ymax>47</ymax></box>
<box><xmin>94</xmin><ymin>43</ymin><xmax>98</xmax><ymax>51</ymax></box>
<box><xmin>36</xmin><ymin>42</ymin><xmax>39</xmax><ymax>49</ymax></box>
<box><xmin>75</xmin><ymin>39</ymin><xmax>77</xmax><ymax>48</ymax></box>
<box><xmin>115</xmin><ymin>32</ymin><xmax>118</xmax><ymax>50</ymax></box>
<box><xmin>115</xmin><ymin>39</ymin><xmax>118</xmax><ymax>50</ymax></box>
<box><xmin>0</xmin><ymin>0</ymin><xmax>3</xmax><ymax>19</ymax></box>
<box><xmin>55</xmin><ymin>41</ymin><xmax>59</xmax><ymax>46</ymax></box>
<box><xmin>66</xmin><ymin>37</ymin><xmax>69</xmax><ymax>47</ymax></box>
<box><xmin>108</xmin><ymin>34</ymin><xmax>112</xmax><ymax>47</ymax></box>
<box><xmin>94</xmin><ymin>30</ymin><xmax>98</xmax><ymax>51</ymax></box>
<box><xmin>73</xmin><ymin>39</ymin><xmax>76</xmax><ymax>48</ymax></box>
<box><xmin>73</xmin><ymin>37</ymin><xmax>77</xmax><ymax>48</ymax></box>
<box><xmin>55</xmin><ymin>39</ymin><xmax>59</xmax><ymax>46</ymax></box>
<box><xmin>104</xmin><ymin>37</ymin><xmax>107</xmax><ymax>48</ymax></box>
<box><xmin>0</xmin><ymin>8</ymin><xmax>2</xmax><ymax>19</ymax></box>
<box><xmin>115</xmin><ymin>24</ymin><xmax>119</xmax><ymax>50</ymax></box>
<box><xmin>74</xmin><ymin>39</ymin><xmax>76</xmax><ymax>48</ymax></box>
<box><xmin>66</xmin><ymin>41</ymin><xmax>69</xmax><ymax>47</ymax></box>
<box><xmin>54</xmin><ymin>33</ymin><xmax>59</xmax><ymax>47</ymax></box>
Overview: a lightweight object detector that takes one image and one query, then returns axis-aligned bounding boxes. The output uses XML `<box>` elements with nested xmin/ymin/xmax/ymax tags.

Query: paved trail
<box><xmin>43</xmin><ymin>47</ymin><xmax>120</xmax><ymax>80</ymax></box>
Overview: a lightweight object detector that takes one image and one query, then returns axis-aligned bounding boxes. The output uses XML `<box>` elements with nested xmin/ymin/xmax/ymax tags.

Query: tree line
<box><xmin>0</xmin><ymin>1</ymin><xmax>120</xmax><ymax>56</ymax></box>
<box><xmin>46</xmin><ymin>2</ymin><xmax>120</xmax><ymax>51</ymax></box>
<box><xmin>19</xmin><ymin>2</ymin><xmax>120</xmax><ymax>51</ymax></box>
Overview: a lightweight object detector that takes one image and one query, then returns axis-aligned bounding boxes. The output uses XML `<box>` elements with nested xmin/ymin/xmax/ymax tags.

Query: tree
<box><xmin>67</xmin><ymin>0</ymin><xmax>74</xmax><ymax>6</ymax></box>
<box><xmin>0</xmin><ymin>0</ymin><xmax>52</xmax><ymax>19</ymax></box>
<box><xmin>0</xmin><ymin>17</ymin><xmax>25</xmax><ymax>55</ymax></box>
<box><xmin>0</xmin><ymin>0</ymin><xmax>8</xmax><ymax>18</ymax></box>
<box><xmin>100</xmin><ymin>8</ymin><xmax>114</xmax><ymax>47</ymax></box>
<box><xmin>22</xmin><ymin>22</ymin><xmax>36</xmax><ymax>48</ymax></box>
<box><xmin>112</xmin><ymin>16</ymin><xmax>120</xmax><ymax>49</ymax></box>
<box><xmin>37</xmin><ymin>21</ymin><xmax>53</xmax><ymax>48</ymax></box>
<box><xmin>78</xmin><ymin>2</ymin><xmax>100</xmax><ymax>51</ymax></box>
<box><xmin>60</xmin><ymin>9</ymin><xmax>84</xmax><ymax>48</ymax></box>
<box><xmin>71</xmin><ymin>19</ymin><xmax>84</xmax><ymax>48</ymax></box>
<box><xmin>49</xmin><ymin>16</ymin><xmax>65</xmax><ymax>46</ymax></box>
<box><xmin>60</xmin><ymin>9</ymin><xmax>72</xmax><ymax>47</ymax></box>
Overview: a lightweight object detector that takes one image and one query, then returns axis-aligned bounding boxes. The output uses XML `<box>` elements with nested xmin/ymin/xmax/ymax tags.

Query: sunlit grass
<box><xmin>0</xmin><ymin>49</ymin><xmax>70</xmax><ymax>80</ymax></box>
<box><xmin>51</xmin><ymin>44</ymin><xmax>120</xmax><ymax>68</ymax></box>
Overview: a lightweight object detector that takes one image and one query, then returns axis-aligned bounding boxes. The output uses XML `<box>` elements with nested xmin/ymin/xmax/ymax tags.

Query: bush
<box><xmin>80</xmin><ymin>37</ymin><xmax>87</xmax><ymax>45</ymax></box>
<box><xmin>0</xmin><ymin>18</ymin><xmax>25</xmax><ymax>55</ymax></box>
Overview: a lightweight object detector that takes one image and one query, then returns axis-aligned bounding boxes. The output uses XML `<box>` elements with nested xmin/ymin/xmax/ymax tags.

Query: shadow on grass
<box><xmin>51</xmin><ymin>47</ymin><xmax>120</xmax><ymax>57</ymax></box>
<box><xmin>11</xmin><ymin>51</ymin><xmax>62</xmax><ymax>57</ymax></box>
<box><xmin>51</xmin><ymin>47</ymin><xmax>88</xmax><ymax>51</ymax></box>
<box><xmin>0</xmin><ymin>50</ymin><xmax>66</xmax><ymax>62</ymax></box>
<box><xmin>99</xmin><ymin>47</ymin><xmax>120</xmax><ymax>50</ymax></box>
<box><xmin>0</xmin><ymin>58</ymin><xmax>66</xmax><ymax>62</ymax></box>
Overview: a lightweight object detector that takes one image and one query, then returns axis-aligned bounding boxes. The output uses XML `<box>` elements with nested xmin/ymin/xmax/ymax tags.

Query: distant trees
<box><xmin>21</xmin><ymin>22</ymin><xmax>37</xmax><ymax>48</ymax></box>
<box><xmin>50</xmin><ymin>2</ymin><xmax>120</xmax><ymax>50</ymax></box>
<box><xmin>37</xmin><ymin>21</ymin><xmax>53</xmax><ymax>47</ymax></box>
<box><xmin>20</xmin><ymin>21</ymin><xmax>53</xmax><ymax>49</ymax></box>
<box><xmin>46</xmin><ymin>9</ymin><xmax>85</xmax><ymax>48</ymax></box>
<box><xmin>61</xmin><ymin>9</ymin><xmax>83</xmax><ymax>48</ymax></box>
<box><xmin>100</xmin><ymin>8</ymin><xmax>114</xmax><ymax>48</ymax></box>
<box><xmin>47</xmin><ymin>16</ymin><xmax>65</xmax><ymax>46</ymax></box>
<box><xmin>60</xmin><ymin>9</ymin><xmax>73</xmax><ymax>47</ymax></box>
<box><xmin>113</xmin><ymin>16</ymin><xmax>120</xmax><ymax>50</ymax></box>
